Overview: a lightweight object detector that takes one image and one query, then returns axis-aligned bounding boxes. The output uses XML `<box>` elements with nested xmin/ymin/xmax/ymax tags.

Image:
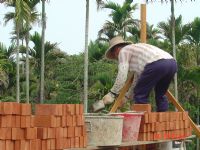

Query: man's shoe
<box><xmin>92</xmin><ymin>100</ymin><xmax>105</xmax><ymax>112</ymax></box>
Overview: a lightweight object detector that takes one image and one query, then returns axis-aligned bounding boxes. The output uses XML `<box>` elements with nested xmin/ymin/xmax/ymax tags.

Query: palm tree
<box><xmin>30</xmin><ymin>32</ymin><xmax>59</xmax><ymax>102</ymax></box>
<box><xmin>158</xmin><ymin>15</ymin><xmax>190</xmax><ymax>47</ymax></box>
<box><xmin>4</xmin><ymin>0</ymin><xmax>39</xmax><ymax>103</ymax></box>
<box><xmin>15</xmin><ymin>0</ymin><xmax>30</xmax><ymax>102</ymax></box>
<box><xmin>127</xmin><ymin>23</ymin><xmax>161</xmax><ymax>43</ymax></box>
<box><xmin>97</xmin><ymin>0</ymin><xmax>138</xmax><ymax>40</ymax></box>
<box><xmin>84</xmin><ymin>0</ymin><xmax>89</xmax><ymax>112</ymax></box>
<box><xmin>40</xmin><ymin>0</ymin><xmax>46</xmax><ymax>103</ymax></box>
<box><xmin>0</xmin><ymin>43</ymin><xmax>15</xmax><ymax>95</ymax></box>
<box><xmin>186</xmin><ymin>17</ymin><xmax>200</xmax><ymax>65</ymax></box>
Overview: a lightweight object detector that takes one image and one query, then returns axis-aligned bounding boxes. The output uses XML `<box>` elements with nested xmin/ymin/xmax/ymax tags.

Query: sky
<box><xmin>0</xmin><ymin>0</ymin><xmax>200</xmax><ymax>55</ymax></box>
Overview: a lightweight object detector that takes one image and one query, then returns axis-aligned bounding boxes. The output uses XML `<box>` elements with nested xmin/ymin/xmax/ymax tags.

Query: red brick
<box><xmin>56</xmin><ymin>116</ymin><xmax>62</xmax><ymax>127</ymax></box>
<box><xmin>63</xmin><ymin>138</ymin><xmax>70</xmax><ymax>149</ymax></box>
<box><xmin>182</xmin><ymin>112</ymin><xmax>189</xmax><ymax>120</ymax></box>
<box><xmin>139</xmin><ymin>124</ymin><xmax>147</xmax><ymax>132</ymax></box>
<box><xmin>138</xmin><ymin>133</ymin><xmax>146</xmax><ymax>141</ymax></box>
<box><xmin>14</xmin><ymin>140</ymin><xmax>20</xmax><ymax>150</ymax></box>
<box><xmin>12</xmin><ymin>128</ymin><xmax>25</xmax><ymax>140</ymax></box>
<box><xmin>63</xmin><ymin>128</ymin><xmax>68</xmax><ymax>138</ymax></box>
<box><xmin>29</xmin><ymin>139</ymin><xmax>41</xmax><ymax>150</ymax></box>
<box><xmin>149</xmin><ymin>123</ymin><xmax>154</xmax><ymax>132</ymax></box>
<box><xmin>76</xmin><ymin>115</ymin><xmax>84</xmax><ymax>126</ymax></box>
<box><xmin>185</xmin><ymin>128</ymin><xmax>192</xmax><ymax>137</ymax></box>
<box><xmin>177</xmin><ymin>112</ymin><xmax>182</xmax><ymax>121</ymax></box>
<box><xmin>160</xmin><ymin>122</ymin><xmax>166</xmax><ymax>131</ymax></box>
<box><xmin>47</xmin><ymin>128</ymin><xmax>56</xmax><ymax>139</ymax></box>
<box><xmin>146</xmin><ymin>132</ymin><xmax>151</xmax><ymax>141</ymax></box>
<box><xmin>29</xmin><ymin>140</ymin><xmax>36</xmax><ymax>150</ymax></box>
<box><xmin>25</xmin><ymin>128</ymin><xmax>37</xmax><ymax>139</ymax></box>
<box><xmin>169</xmin><ymin>112</ymin><xmax>177</xmax><ymax>121</ymax></box>
<box><xmin>148</xmin><ymin>113</ymin><xmax>157</xmax><ymax>123</ymax></box>
<box><xmin>5</xmin><ymin>140</ymin><xmax>14</xmax><ymax>150</ymax></box>
<box><xmin>47</xmin><ymin>139</ymin><xmax>51</xmax><ymax>150</ymax></box>
<box><xmin>131</xmin><ymin>104</ymin><xmax>152</xmax><ymax>112</ymax></box>
<box><xmin>68</xmin><ymin>126</ymin><xmax>75</xmax><ymax>138</ymax></box>
<box><xmin>75</xmin><ymin>104</ymin><xmax>80</xmax><ymax>115</ymax></box>
<box><xmin>82</xmin><ymin>126</ymin><xmax>87</xmax><ymax>137</ymax></box>
<box><xmin>21</xmin><ymin>103</ymin><xmax>31</xmax><ymax>115</ymax></box>
<box><xmin>50</xmin><ymin>139</ymin><xmax>56</xmax><ymax>150</ymax></box>
<box><xmin>21</xmin><ymin>116</ymin><xmax>31</xmax><ymax>128</ymax></box>
<box><xmin>70</xmin><ymin>137</ymin><xmax>75</xmax><ymax>148</ymax></box>
<box><xmin>63</xmin><ymin>104</ymin><xmax>75</xmax><ymax>115</ymax></box>
<box><xmin>75</xmin><ymin>137</ymin><xmax>79</xmax><ymax>148</ymax></box>
<box><xmin>169</xmin><ymin>122</ymin><xmax>175</xmax><ymax>130</ymax></box>
<box><xmin>150</xmin><ymin>132</ymin><xmax>154</xmax><ymax>141</ymax></box>
<box><xmin>55</xmin><ymin>138</ymin><xmax>64</xmax><ymax>149</ymax></box>
<box><xmin>147</xmin><ymin>123</ymin><xmax>151</xmax><ymax>132</ymax></box>
<box><xmin>37</xmin><ymin>128</ymin><xmax>48</xmax><ymax>139</ymax></box>
<box><xmin>79</xmin><ymin>104</ymin><xmax>84</xmax><ymax>114</ymax></box>
<box><xmin>0</xmin><ymin>115</ymin><xmax>14</xmax><ymax>127</ymax></box>
<box><xmin>165</xmin><ymin>112</ymin><xmax>170</xmax><ymax>122</ymax></box>
<box><xmin>184</xmin><ymin>120</ymin><xmax>190</xmax><ymax>128</ymax></box>
<box><xmin>174</xmin><ymin>121</ymin><xmax>180</xmax><ymax>130</ymax></box>
<box><xmin>55</xmin><ymin>127</ymin><xmax>64</xmax><ymax>138</ymax></box>
<box><xmin>0</xmin><ymin>128</ymin><xmax>12</xmax><ymax>139</ymax></box>
<box><xmin>66</xmin><ymin>115</ymin><xmax>73</xmax><ymax>126</ymax></box>
<box><xmin>0</xmin><ymin>140</ymin><xmax>6</xmax><ymax>150</ymax></box>
<box><xmin>30</xmin><ymin>116</ymin><xmax>35</xmax><ymax>127</ymax></box>
<box><xmin>1</xmin><ymin>102</ymin><xmax>21</xmax><ymax>115</ymax></box>
<box><xmin>72</xmin><ymin>115</ymin><xmax>77</xmax><ymax>126</ymax></box>
<box><xmin>35</xmin><ymin>104</ymin><xmax>63</xmax><ymax>116</ymax></box>
<box><xmin>20</xmin><ymin>140</ymin><xmax>30</xmax><ymax>150</ymax></box>
<box><xmin>75</xmin><ymin>127</ymin><xmax>80</xmax><ymax>137</ymax></box>
<box><xmin>155</xmin><ymin>122</ymin><xmax>161</xmax><ymax>131</ymax></box>
<box><xmin>41</xmin><ymin>140</ymin><xmax>47</xmax><ymax>150</ymax></box>
<box><xmin>79</xmin><ymin>136</ymin><xmax>84</xmax><ymax>148</ymax></box>
<box><xmin>153</xmin><ymin>131</ymin><xmax>163</xmax><ymax>141</ymax></box>
<box><xmin>61</xmin><ymin>116</ymin><xmax>67</xmax><ymax>127</ymax></box>
<box><xmin>67</xmin><ymin>138</ymin><xmax>71</xmax><ymax>148</ymax></box>
<box><xmin>158</xmin><ymin>112</ymin><xmax>167</xmax><ymax>122</ymax></box>
<box><xmin>180</xmin><ymin>120</ymin><xmax>184</xmax><ymax>129</ymax></box>
<box><xmin>34</xmin><ymin>115</ymin><xmax>57</xmax><ymax>127</ymax></box>
<box><xmin>16</xmin><ymin>115</ymin><xmax>21</xmax><ymax>127</ymax></box>
<box><xmin>83</xmin><ymin>136</ymin><xmax>87</xmax><ymax>148</ymax></box>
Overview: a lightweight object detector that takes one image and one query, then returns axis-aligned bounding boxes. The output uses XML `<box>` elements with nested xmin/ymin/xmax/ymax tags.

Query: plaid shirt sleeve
<box><xmin>110</xmin><ymin>49</ymin><xmax>131</xmax><ymax>94</ymax></box>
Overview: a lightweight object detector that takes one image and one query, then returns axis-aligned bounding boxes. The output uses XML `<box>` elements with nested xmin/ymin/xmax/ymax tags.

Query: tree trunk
<box><xmin>25</xmin><ymin>31</ymin><xmax>30</xmax><ymax>103</ymax></box>
<box><xmin>40</xmin><ymin>0</ymin><xmax>46</xmax><ymax>103</ymax></box>
<box><xmin>171</xmin><ymin>0</ymin><xmax>178</xmax><ymax>100</ymax></box>
<box><xmin>16</xmin><ymin>24</ymin><xmax>20</xmax><ymax>103</ymax></box>
<box><xmin>84</xmin><ymin>0</ymin><xmax>89</xmax><ymax>113</ymax></box>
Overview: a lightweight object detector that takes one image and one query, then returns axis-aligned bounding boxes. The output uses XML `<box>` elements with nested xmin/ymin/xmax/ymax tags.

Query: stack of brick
<box><xmin>132</xmin><ymin>104</ymin><xmax>192</xmax><ymax>141</ymax></box>
<box><xmin>34</xmin><ymin>104</ymin><xmax>87</xmax><ymax>149</ymax></box>
<box><xmin>0</xmin><ymin>102</ymin><xmax>87</xmax><ymax>150</ymax></box>
<box><xmin>0</xmin><ymin>102</ymin><xmax>37</xmax><ymax>149</ymax></box>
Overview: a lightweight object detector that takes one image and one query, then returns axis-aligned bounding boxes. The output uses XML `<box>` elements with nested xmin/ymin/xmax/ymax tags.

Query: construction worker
<box><xmin>93</xmin><ymin>36</ymin><xmax>177</xmax><ymax>112</ymax></box>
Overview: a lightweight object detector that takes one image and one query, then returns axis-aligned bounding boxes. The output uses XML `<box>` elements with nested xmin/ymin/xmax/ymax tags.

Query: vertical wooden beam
<box><xmin>140</xmin><ymin>1</ymin><xmax>146</xmax><ymax>43</ymax></box>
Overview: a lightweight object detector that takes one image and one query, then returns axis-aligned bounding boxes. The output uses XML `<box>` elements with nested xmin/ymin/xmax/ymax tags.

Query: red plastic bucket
<box><xmin>111</xmin><ymin>112</ymin><xmax>143</xmax><ymax>142</ymax></box>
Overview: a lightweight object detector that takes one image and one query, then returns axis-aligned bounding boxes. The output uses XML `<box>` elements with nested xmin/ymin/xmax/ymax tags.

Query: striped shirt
<box><xmin>110</xmin><ymin>43</ymin><xmax>174</xmax><ymax>97</ymax></box>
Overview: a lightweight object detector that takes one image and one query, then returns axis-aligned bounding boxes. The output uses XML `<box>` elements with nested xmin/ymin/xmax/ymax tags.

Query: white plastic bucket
<box><xmin>85</xmin><ymin>113</ymin><xmax>124</xmax><ymax>146</ymax></box>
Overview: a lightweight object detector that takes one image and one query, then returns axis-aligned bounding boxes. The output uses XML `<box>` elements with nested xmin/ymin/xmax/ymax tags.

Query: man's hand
<box><xmin>102</xmin><ymin>92</ymin><xmax>116</xmax><ymax>105</ymax></box>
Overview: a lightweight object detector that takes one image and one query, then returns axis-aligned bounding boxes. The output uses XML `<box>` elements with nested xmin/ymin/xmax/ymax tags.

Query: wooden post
<box><xmin>140</xmin><ymin>1</ymin><xmax>146</xmax><ymax>43</ymax></box>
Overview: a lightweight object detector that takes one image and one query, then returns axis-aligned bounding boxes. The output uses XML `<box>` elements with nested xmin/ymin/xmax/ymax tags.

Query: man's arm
<box><xmin>110</xmin><ymin>63</ymin><xmax>129</xmax><ymax>95</ymax></box>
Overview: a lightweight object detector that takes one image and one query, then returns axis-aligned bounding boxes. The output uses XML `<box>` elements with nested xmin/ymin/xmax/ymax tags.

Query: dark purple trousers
<box><xmin>133</xmin><ymin>59</ymin><xmax>177</xmax><ymax>112</ymax></box>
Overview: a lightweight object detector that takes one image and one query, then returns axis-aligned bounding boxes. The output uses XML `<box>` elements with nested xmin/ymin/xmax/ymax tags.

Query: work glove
<box><xmin>92</xmin><ymin>92</ymin><xmax>117</xmax><ymax>112</ymax></box>
<box><xmin>92</xmin><ymin>100</ymin><xmax>105</xmax><ymax>112</ymax></box>
<box><xmin>102</xmin><ymin>92</ymin><xmax>117</xmax><ymax>105</ymax></box>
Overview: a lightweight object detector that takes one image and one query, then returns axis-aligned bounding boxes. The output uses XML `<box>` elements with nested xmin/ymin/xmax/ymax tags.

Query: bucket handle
<box><xmin>85</xmin><ymin>121</ymin><xmax>92</xmax><ymax>132</ymax></box>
